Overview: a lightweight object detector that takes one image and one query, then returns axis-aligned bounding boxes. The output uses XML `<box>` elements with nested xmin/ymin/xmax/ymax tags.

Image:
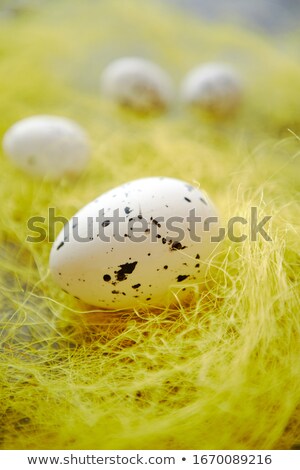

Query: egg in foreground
<box><xmin>181</xmin><ymin>62</ymin><xmax>242</xmax><ymax>116</ymax></box>
<box><xmin>2</xmin><ymin>115</ymin><xmax>90</xmax><ymax>179</ymax></box>
<box><xmin>50</xmin><ymin>177</ymin><xmax>219</xmax><ymax>309</ymax></box>
<box><xmin>100</xmin><ymin>57</ymin><xmax>173</xmax><ymax>112</ymax></box>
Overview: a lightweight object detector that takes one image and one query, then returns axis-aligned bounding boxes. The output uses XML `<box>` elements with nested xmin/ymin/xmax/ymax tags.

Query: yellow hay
<box><xmin>0</xmin><ymin>0</ymin><xmax>299</xmax><ymax>450</ymax></box>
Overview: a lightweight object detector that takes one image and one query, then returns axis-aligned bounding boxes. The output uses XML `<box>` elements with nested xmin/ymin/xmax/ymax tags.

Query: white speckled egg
<box><xmin>49</xmin><ymin>177</ymin><xmax>219</xmax><ymax>310</ymax></box>
<box><xmin>101</xmin><ymin>57</ymin><xmax>173</xmax><ymax>111</ymax></box>
<box><xmin>181</xmin><ymin>63</ymin><xmax>242</xmax><ymax>116</ymax></box>
<box><xmin>3</xmin><ymin>115</ymin><xmax>90</xmax><ymax>179</ymax></box>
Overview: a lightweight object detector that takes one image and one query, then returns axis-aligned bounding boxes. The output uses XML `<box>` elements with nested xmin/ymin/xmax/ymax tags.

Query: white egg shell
<box><xmin>2</xmin><ymin>115</ymin><xmax>90</xmax><ymax>179</ymax></box>
<box><xmin>181</xmin><ymin>63</ymin><xmax>242</xmax><ymax>116</ymax></box>
<box><xmin>49</xmin><ymin>177</ymin><xmax>219</xmax><ymax>310</ymax></box>
<box><xmin>101</xmin><ymin>57</ymin><xmax>173</xmax><ymax>111</ymax></box>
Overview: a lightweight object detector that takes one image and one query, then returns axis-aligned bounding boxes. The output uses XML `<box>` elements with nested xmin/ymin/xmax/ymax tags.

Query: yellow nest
<box><xmin>0</xmin><ymin>0</ymin><xmax>299</xmax><ymax>450</ymax></box>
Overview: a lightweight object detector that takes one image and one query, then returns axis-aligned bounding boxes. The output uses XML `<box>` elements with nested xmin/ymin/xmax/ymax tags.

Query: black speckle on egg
<box><xmin>200</xmin><ymin>197</ymin><xmax>207</xmax><ymax>205</ymax></box>
<box><xmin>184</xmin><ymin>197</ymin><xmax>191</xmax><ymax>203</ymax></box>
<box><xmin>124</xmin><ymin>206</ymin><xmax>132</xmax><ymax>214</ymax></box>
<box><xmin>164</xmin><ymin>265</ymin><xmax>168</xmax><ymax>270</ymax></box>
<box><xmin>115</xmin><ymin>261</ymin><xmax>138</xmax><ymax>282</ymax></box>
<box><xmin>103</xmin><ymin>274</ymin><xmax>111</xmax><ymax>282</ymax></box>
<box><xmin>146</xmin><ymin>297</ymin><xmax>151</xmax><ymax>301</ymax></box>
<box><xmin>195</xmin><ymin>254</ymin><xmax>200</xmax><ymax>259</ymax></box>
<box><xmin>156</xmin><ymin>234</ymin><xmax>161</xmax><ymax>239</ymax></box>
<box><xmin>112</xmin><ymin>289</ymin><xmax>119</xmax><ymax>294</ymax></box>
<box><xmin>147</xmin><ymin>253</ymin><xmax>151</xmax><ymax>256</ymax></box>
<box><xmin>132</xmin><ymin>283</ymin><xmax>141</xmax><ymax>289</ymax></box>
<box><xmin>102</xmin><ymin>220</ymin><xmax>110</xmax><ymax>227</ymax></box>
<box><xmin>171</xmin><ymin>241</ymin><xmax>187</xmax><ymax>251</ymax></box>
<box><xmin>195</xmin><ymin>263</ymin><xmax>200</xmax><ymax>268</ymax></box>
<box><xmin>57</xmin><ymin>241</ymin><xmax>64</xmax><ymax>251</ymax></box>
<box><xmin>177</xmin><ymin>275</ymin><xmax>189</xmax><ymax>282</ymax></box>
<box><xmin>152</xmin><ymin>219</ymin><xmax>161</xmax><ymax>228</ymax></box>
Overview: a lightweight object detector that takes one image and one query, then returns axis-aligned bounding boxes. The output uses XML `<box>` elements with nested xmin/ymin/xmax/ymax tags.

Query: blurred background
<box><xmin>0</xmin><ymin>0</ymin><xmax>300</xmax><ymax>453</ymax></box>
<box><xmin>1</xmin><ymin>0</ymin><xmax>300</xmax><ymax>34</ymax></box>
<box><xmin>165</xmin><ymin>0</ymin><xmax>300</xmax><ymax>34</ymax></box>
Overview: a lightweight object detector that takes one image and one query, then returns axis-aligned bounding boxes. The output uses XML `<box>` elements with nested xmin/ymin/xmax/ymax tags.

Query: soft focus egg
<box><xmin>100</xmin><ymin>57</ymin><xmax>173</xmax><ymax>111</ymax></box>
<box><xmin>3</xmin><ymin>115</ymin><xmax>90</xmax><ymax>179</ymax></box>
<box><xmin>181</xmin><ymin>63</ymin><xmax>242</xmax><ymax>116</ymax></box>
<box><xmin>50</xmin><ymin>177</ymin><xmax>219</xmax><ymax>310</ymax></box>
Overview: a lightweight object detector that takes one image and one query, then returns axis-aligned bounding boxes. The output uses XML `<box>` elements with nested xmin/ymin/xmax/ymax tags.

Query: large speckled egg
<box><xmin>49</xmin><ymin>177</ymin><xmax>219</xmax><ymax>310</ymax></box>
<box><xmin>100</xmin><ymin>57</ymin><xmax>173</xmax><ymax>111</ymax></box>
<box><xmin>181</xmin><ymin>63</ymin><xmax>242</xmax><ymax>116</ymax></box>
<box><xmin>3</xmin><ymin>115</ymin><xmax>90</xmax><ymax>179</ymax></box>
